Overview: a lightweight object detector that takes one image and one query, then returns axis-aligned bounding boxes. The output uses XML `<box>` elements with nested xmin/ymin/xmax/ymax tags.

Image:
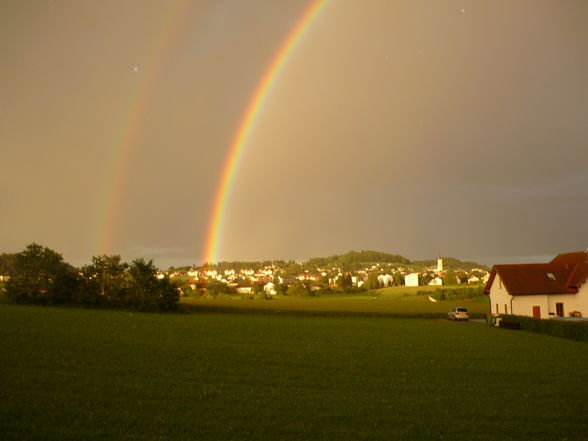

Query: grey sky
<box><xmin>1</xmin><ymin>0</ymin><xmax>587</xmax><ymax>268</ymax></box>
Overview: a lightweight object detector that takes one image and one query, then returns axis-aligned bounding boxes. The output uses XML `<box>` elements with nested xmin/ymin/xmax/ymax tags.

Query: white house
<box><xmin>377</xmin><ymin>274</ymin><xmax>393</xmax><ymax>287</ymax></box>
<box><xmin>428</xmin><ymin>277</ymin><xmax>443</xmax><ymax>286</ymax></box>
<box><xmin>263</xmin><ymin>282</ymin><xmax>277</xmax><ymax>296</ymax></box>
<box><xmin>404</xmin><ymin>273</ymin><xmax>419</xmax><ymax>287</ymax></box>
<box><xmin>485</xmin><ymin>251</ymin><xmax>588</xmax><ymax>319</ymax></box>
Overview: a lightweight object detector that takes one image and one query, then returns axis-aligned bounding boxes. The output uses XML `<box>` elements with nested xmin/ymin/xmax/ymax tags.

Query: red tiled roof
<box><xmin>567</xmin><ymin>261</ymin><xmax>588</xmax><ymax>290</ymax></box>
<box><xmin>484</xmin><ymin>251</ymin><xmax>588</xmax><ymax>296</ymax></box>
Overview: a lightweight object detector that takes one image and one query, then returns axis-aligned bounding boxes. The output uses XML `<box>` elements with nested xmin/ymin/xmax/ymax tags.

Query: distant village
<box><xmin>2</xmin><ymin>245</ymin><xmax>586</xmax><ymax>319</ymax></box>
<box><xmin>163</xmin><ymin>254</ymin><xmax>490</xmax><ymax>296</ymax></box>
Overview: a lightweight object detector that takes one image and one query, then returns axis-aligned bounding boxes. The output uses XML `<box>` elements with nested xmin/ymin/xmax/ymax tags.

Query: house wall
<box><xmin>511</xmin><ymin>294</ymin><xmax>585</xmax><ymax>318</ymax></box>
<box><xmin>511</xmin><ymin>294</ymin><xmax>551</xmax><ymax>319</ymax></box>
<box><xmin>404</xmin><ymin>273</ymin><xmax>419</xmax><ymax>287</ymax></box>
<box><xmin>488</xmin><ymin>274</ymin><xmax>514</xmax><ymax>315</ymax></box>
<box><xmin>489</xmin><ymin>273</ymin><xmax>586</xmax><ymax>318</ymax></box>
<box><xmin>549</xmin><ymin>294</ymin><xmax>582</xmax><ymax>317</ymax></box>
<box><xmin>577</xmin><ymin>284</ymin><xmax>588</xmax><ymax>317</ymax></box>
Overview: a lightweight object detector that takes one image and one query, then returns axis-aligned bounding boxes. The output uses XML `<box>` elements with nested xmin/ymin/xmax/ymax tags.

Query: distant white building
<box><xmin>263</xmin><ymin>282</ymin><xmax>277</xmax><ymax>295</ymax></box>
<box><xmin>436</xmin><ymin>258</ymin><xmax>443</xmax><ymax>272</ymax></box>
<box><xmin>405</xmin><ymin>273</ymin><xmax>419</xmax><ymax>287</ymax></box>
<box><xmin>429</xmin><ymin>277</ymin><xmax>443</xmax><ymax>286</ymax></box>
<box><xmin>378</xmin><ymin>274</ymin><xmax>393</xmax><ymax>287</ymax></box>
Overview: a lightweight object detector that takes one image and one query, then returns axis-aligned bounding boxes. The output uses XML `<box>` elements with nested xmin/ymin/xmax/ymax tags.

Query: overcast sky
<box><xmin>2</xmin><ymin>0</ymin><xmax>587</xmax><ymax>268</ymax></box>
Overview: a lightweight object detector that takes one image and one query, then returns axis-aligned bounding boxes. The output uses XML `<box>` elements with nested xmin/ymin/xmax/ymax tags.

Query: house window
<box><xmin>495</xmin><ymin>303</ymin><xmax>499</xmax><ymax>315</ymax></box>
<box><xmin>547</xmin><ymin>272</ymin><xmax>556</xmax><ymax>281</ymax></box>
<box><xmin>499</xmin><ymin>278</ymin><xmax>502</xmax><ymax>289</ymax></box>
<box><xmin>556</xmin><ymin>302</ymin><xmax>564</xmax><ymax>317</ymax></box>
<box><xmin>504</xmin><ymin>304</ymin><xmax>508</xmax><ymax>314</ymax></box>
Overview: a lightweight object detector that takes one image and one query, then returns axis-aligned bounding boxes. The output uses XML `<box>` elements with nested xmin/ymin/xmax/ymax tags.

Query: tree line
<box><xmin>417</xmin><ymin>286</ymin><xmax>485</xmax><ymax>301</ymax></box>
<box><xmin>193</xmin><ymin>250</ymin><xmax>488</xmax><ymax>274</ymax></box>
<box><xmin>308</xmin><ymin>250</ymin><xmax>411</xmax><ymax>269</ymax></box>
<box><xmin>1</xmin><ymin>244</ymin><xmax>179</xmax><ymax>311</ymax></box>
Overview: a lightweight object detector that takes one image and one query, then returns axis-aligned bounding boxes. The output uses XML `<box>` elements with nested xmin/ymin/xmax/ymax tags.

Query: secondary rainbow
<box><xmin>203</xmin><ymin>0</ymin><xmax>330</xmax><ymax>264</ymax></box>
<box><xmin>96</xmin><ymin>0</ymin><xmax>187</xmax><ymax>256</ymax></box>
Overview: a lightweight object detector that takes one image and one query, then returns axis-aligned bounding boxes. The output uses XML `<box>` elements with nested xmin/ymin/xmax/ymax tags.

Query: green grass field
<box><xmin>1</xmin><ymin>303</ymin><xmax>587</xmax><ymax>440</ymax></box>
<box><xmin>180</xmin><ymin>287</ymin><xmax>490</xmax><ymax>318</ymax></box>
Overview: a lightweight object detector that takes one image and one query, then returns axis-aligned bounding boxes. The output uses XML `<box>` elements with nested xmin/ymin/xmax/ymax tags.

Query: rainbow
<box><xmin>203</xmin><ymin>0</ymin><xmax>330</xmax><ymax>264</ymax></box>
<box><xmin>96</xmin><ymin>0</ymin><xmax>187</xmax><ymax>256</ymax></box>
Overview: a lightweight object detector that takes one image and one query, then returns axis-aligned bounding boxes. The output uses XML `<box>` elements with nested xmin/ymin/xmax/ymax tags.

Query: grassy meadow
<box><xmin>180</xmin><ymin>285</ymin><xmax>490</xmax><ymax>318</ymax></box>
<box><xmin>1</xmin><ymin>303</ymin><xmax>587</xmax><ymax>441</ymax></box>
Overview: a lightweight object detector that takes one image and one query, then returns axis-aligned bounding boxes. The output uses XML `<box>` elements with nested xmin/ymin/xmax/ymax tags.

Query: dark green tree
<box><xmin>81</xmin><ymin>255</ymin><xmax>128</xmax><ymax>306</ymax></box>
<box><xmin>366</xmin><ymin>272</ymin><xmax>380</xmax><ymax>290</ymax></box>
<box><xmin>274</xmin><ymin>282</ymin><xmax>288</xmax><ymax>296</ymax></box>
<box><xmin>206</xmin><ymin>279</ymin><xmax>230</xmax><ymax>295</ymax></box>
<box><xmin>457</xmin><ymin>272</ymin><xmax>469</xmax><ymax>284</ymax></box>
<box><xmin>336</xmin><ymin>273</ymin><xmax>353</xmax><ymax>292</ymax></box>
<box><xmin>252</xmin><ymin>281</ymin><xmax>266</xmax><ymax>294</ymax></box>
<box><xmin>420</xmin><ymin>273</ymin><xmax>434</xmax><ymax>286</ymax></box>
<box><xmin>127</xmin><ymin>259</ymin><xmax>159</xmax><ymax>308</ymax></box>
<box><xmin>5</xmin><ymin>243</ymin><xmax>77</xmax><ymax>304</ymax></box>
<box><xmin>154</xmin><ymin>276</ymin><xmax>180</xmax><ymax>311</ymax></box>
<box><xmin>0</xmin><ymin>252</ymin><xmax>17</xmax><ymax>276</ymax></box>
<box><xmin>286</xmin><ymin>281</ymin><xmax>310</xmax><ymax>297</ymax></box>
<box><xmin>442</xmin><ymin>269</ymin><xmax>457</xmax><ymax>286</ymax></box>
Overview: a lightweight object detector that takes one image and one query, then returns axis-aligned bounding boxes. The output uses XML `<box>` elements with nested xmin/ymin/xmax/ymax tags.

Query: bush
<box><xmin>430</xmin><ymin>286</ymin><xmax>484</xmax><ymax>301</ymax></box>
<box><xmin>501</xmin><ymin>315</ymin><xmax>588</xmax><ymax>342</ymax></box>
<box><xmin>498</xmin><ymin>318</ymin><xmax>520</xmax><ymax>330</ymax></box>
<box><xmin>5</xmin><ymin>243</ymin><xmax>78</xmax><ymax>305</ymax></box>
<box><xmin>153</xmin><ymin>276</ymin><xmax>180</xmax><ymax>311</ymax></box>
<box><xmin>286</xmin><ymin>282</ymin><xmax>311</xmax><ymax>297</ymax></box>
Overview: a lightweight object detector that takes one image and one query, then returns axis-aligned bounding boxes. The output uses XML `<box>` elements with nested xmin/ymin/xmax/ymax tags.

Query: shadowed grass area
<box><xmin>1</xmin><ymin>303</ymin><xmax>587</xmax><ymax>441</ymax></box>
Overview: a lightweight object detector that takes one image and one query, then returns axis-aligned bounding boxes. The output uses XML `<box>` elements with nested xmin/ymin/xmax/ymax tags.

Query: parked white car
<box><xmin>448</xmin><ymin>307</ymin><xmax>469</xmax><ymax>321</ymax></box>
